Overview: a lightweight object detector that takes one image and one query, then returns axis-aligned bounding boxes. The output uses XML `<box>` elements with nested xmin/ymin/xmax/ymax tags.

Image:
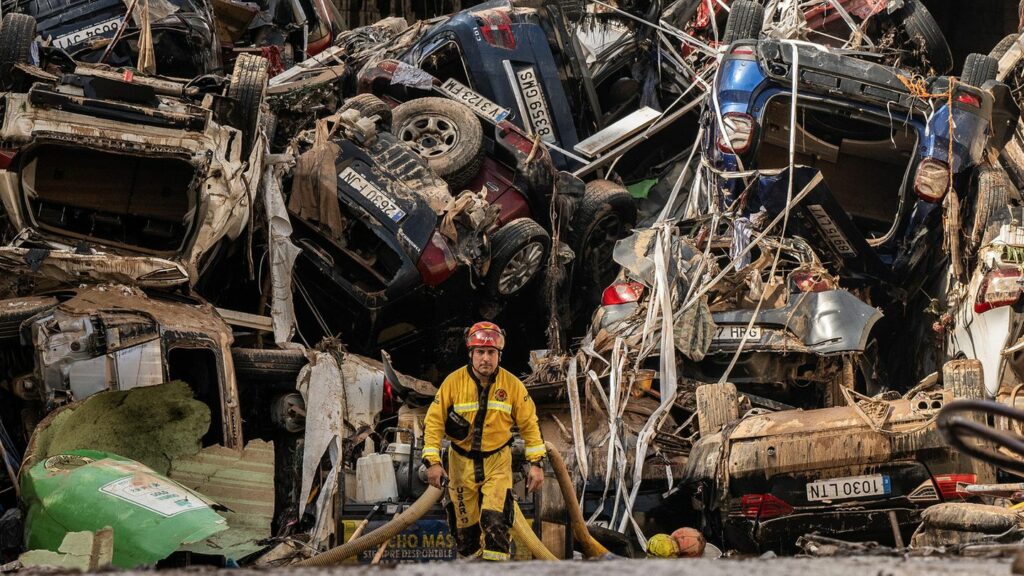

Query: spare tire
<box><xmin>391</xmin><ymin>97</ymin><xmax>484</xmax><ymax>192</ymax></box>
<box><xmin>232</xmin><ymin>348</ymin><xmax>308</xmax><ymax>382</ymax></box>
<box><xmin>990</xmin><ymin>34</ymin><xmax>1019</xmax><ymax>61</ymax></box>
<box><xmin>339</xmin><ymin>93</ymin><xmax>392</xmax><ymax>130</ymax></box>
<box><xmin>226</xmin><ymin>53</ymin><xmax>269</xmax><ymax>157</ymax></box>
<box><xmin>961</xmin><ymin>53</ymin><xmax>999</xmax><ymax>87</ymax></box>
<box><xmin>722</xmin><ymin>0</ymin><xmax>764</xmax><ymax>44</ymax></box>
<box><xmin>0</xmin><ymin>13</ymin><xmax>36</xmax><ymax>89</ymax></box>
<box><xmin>970</xmin><ymin>166</ymin><xmax>1011</xmax><ymax>253</ymax></box>
<box><xmin>567</xmin><ymin>179</ymin><xmax>636</xmax><ymax>311</ymax></box>
<box><xmin>898</xmin><ymin>0</ymin><xmax>952</xmax><ymax>74</ymax></box>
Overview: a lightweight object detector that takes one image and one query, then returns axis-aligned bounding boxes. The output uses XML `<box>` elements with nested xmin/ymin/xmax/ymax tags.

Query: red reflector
<box><xmin>601</xmin><ymin>282</ymin><xmax>646</xmax><ymax>306</ymax></box>
<box><xmin>383</xmin><ymin>378</ymin><xmax>395</xmax><ymax>414</ymax></box>
<box><xmin>731</xmin><ymin>46</ymin><xmax>755</xmax><ymax>55</ymax></box>
<box><xmin>740</xmin><ymin>493</ymin><xmax>794</xmax><ymax>520</ymax></box>
<box><xmin>974</xmin><ymin>267</ymin><xmax>1024</xmax><ymax>314</ymax></box>
<box><xmin>932</xmin><ymin>473</ymin><xmax>976</xmax><ymax>500</ymax></box>
<box><xmin>956</xmin><ymin>92</ymin><xmax>982</xmax><ymax>108</ymax></box>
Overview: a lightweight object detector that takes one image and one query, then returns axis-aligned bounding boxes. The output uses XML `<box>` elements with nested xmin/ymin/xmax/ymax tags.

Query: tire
<box><xmin>970</xmin><ymin>166</ymin><xmax>1010</xmax><ymax>252</ymax></box>
<box><xmin>0</xmin><ymin>296</ymin><xmax>57</xmax><ymax>343</ymax></box>
<box><xmin>898</xmin><ymin>0</ymin><xmax>952</xmax><ymax>74</ymax></box>
<box><xmin>722</xmin><ymin>0</ymin><xmax>764</xmax><ymax>44</ymax></box>
<box><xmin>943</xmin><ymin>359</ymin><xmax>985</xmax><ymax>401</ymax></box>
<box><xmin>339</xmin><ymin>93</ymin><xmax>393</xmax><ymax>130</ymax></box>
<box><xmin>961</xmin><ymin>53</ymin><xmax>999</xmax><ymax>87</ymax></box>
<box><xmin>226</xmin><ymin>53</ymin><xmax>269</xmax><ymax>157</ymax></box>
<box><xmin>696</xmin><ymin>382</ymin><xmax>739</xmax><ymax>437</ymax></box>
<box><xmin>0</xmin><ymin>13</ymin><xmax>36</xmax><ymax>88</ymax></box>
<box><xmin>567</xmin><ymin>179</ymin><xmax>637</xmax><ymax>305</ymax></box>
<box><xmin>232</xmin><ymin>348</ymin><xmax>309</xmax><ymax>382</ymax></box>
<box><xmin>990</xmin><ymin>34</ymin><xmax>1019</xmax><ymax>60</ymax></box>
<box><xmin>486</xmin><ymin>218</ymin><xmax>550</xmax><ymax>298</ymax></box>
<box><xmin>391</xmin><ymin>97</ymin><xmax>484</xmax><ymax>192</ymax></box>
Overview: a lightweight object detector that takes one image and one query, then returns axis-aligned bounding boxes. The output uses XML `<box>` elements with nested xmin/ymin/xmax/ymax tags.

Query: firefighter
<box><xmin>422</xmin><ymin>321</ymin><xmax>546</xmax><ymax>561</ymax></box>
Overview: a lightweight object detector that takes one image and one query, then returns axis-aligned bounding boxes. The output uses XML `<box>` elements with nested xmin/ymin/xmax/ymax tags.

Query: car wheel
<box><xmin>961</xmin><ymin>53</ymin><xmax>999</xmax><ymax>87</ymax></box>
<box><xmin>567</xmin><ymin>179</ymin><xmax>637</xmax><ymax>306</ymax></box>
<box><xmin>969</xmin><ymin>165</ymin><xmax>1011</xmax><ymax>254</ymax></box>
<box><xmin>232</xmin><ymin>348</ymin><xmax>309</xmax><ymax>382</ymax></box>
<box><xmin>722</xmin><ymin>0</ymin><xmax>764</xmax><ymax>44</ymax></box>
<box><xmin>339</xmin><ymin>93</ymin><xmax>393</xmax><ymax>130</ymax></box>
<box><xmin>391</xmin><ymin>97</ymin><xmax>484</xmax><ymax>192</ymax></box>
<box><xmin>226</xmin><ymin>53</ymin><xmax>270</xmax><ymax>157</ymax></box>
<box><xmin>486</xmin><ymin>218</ymin><xmax>550</xmax><ymax>298</ymax></box>
<box><xmin>943</xmin><ymin>359</ymin><xmax>985</xmax><ymax>400</ymax></box>
<box><xmin>0</xmin><ymin>296</ymin><xmax>57</xmax><ymax>344</ymax></box>
<box><xmin>695</xmin><ymin>382</ymin><xmax>739</xmax><ymax>437</ymax></box>
<box><xmin>897</xmin><ymin>0</ymin><xmax>952</xmax><ymax>74</ymax></box>
<box><xmin>990</xmin><ymin>34</ymin><xmax>1019</xmax><ymax>60</ymax></box>
<box><xmin>0</xmin><ymin>13</ymin><xmax>36</xmax><ymax>89</ymax></box>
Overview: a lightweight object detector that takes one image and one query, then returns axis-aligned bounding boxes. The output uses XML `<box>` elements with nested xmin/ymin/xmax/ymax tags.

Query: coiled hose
<box><xmin>295</xmin><ymin>445</ymin><xmax>610</xmax><ymax>565</ymax></box>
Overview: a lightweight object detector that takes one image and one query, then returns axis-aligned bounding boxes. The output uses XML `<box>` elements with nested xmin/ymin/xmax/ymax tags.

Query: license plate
<box><xmin>52</xmin><ymin>17</ymin><xmax>123</xmax><ymax>50</ymax></box>
<box><xmin>340</xmin><ymin>167</ymin><xmax>406</xmax><ymax>223</ymax></box>
<box><xmin>514</xmin><ymin>67</ymin><xmax>556</xmax><ymax>144</ymax></box>
<box><xmin>806</xmin><ymin>474</ymin><xmax>891</xmax><ymax>502</ymax></box>
<box><xmin>436</xmin><ymin>78</ymin><xmax>509</xmax><ymax>124</ymax></box>
<box><xmin>713</xmin><ymin>325</ymin><xmax>762</xmax><ymax>341</ymax></box>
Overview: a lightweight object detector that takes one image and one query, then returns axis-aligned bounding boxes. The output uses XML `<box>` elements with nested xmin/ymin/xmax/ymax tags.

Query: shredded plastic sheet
<box><xmin>262</xmin><ymin>162</ymin><xmax>301</xmax><ymax>345</ymax></box>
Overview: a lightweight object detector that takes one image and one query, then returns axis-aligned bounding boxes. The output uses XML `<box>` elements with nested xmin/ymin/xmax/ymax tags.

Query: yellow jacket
<box><xmin>422</xmin><ymin>366</ymin><xmax>546</xmax><ymax>466</ymax></box>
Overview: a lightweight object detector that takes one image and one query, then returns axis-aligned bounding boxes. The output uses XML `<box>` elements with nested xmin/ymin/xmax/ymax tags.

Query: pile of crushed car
<box><xmin>4</xmin><ymin>0</ymin><xmax>1024</xmax><ymax>568</ymax></box>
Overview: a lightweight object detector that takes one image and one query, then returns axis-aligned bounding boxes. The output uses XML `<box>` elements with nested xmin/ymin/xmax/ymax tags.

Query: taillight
<box><xmin>974</xmin><ymin>267</ymin><xmax>1024</xmax><ymax>313</ymax></box>
<box><xmin>956</xmin><ymin>92</ymin><xmax>981</xmax><ymax>108</ymax></box>
<box><xmin>731</xmin><ymin>46</ymin><xmax>755</xmax><ymax>56</ymax></box>
<box><xmin>740</xmin><ymin>494</ymin><xmax>794</xmax><ymax>520</ymax></box>
<box><xmin>478</xmin><ymin>11</ymin><xmax>516</xmax><ymax>49</ymax></box>
<box><xmin>790</xmin><ymin>269</ymin><xmax>833</xmax><ymax>293</ymax></box>
<box><xmin>0</xmin><ymin>148</ymin><xmax>17</xmax><ymax>170</ymax></box>
<box><xmin>716</xmin><ymin>112</ymin><xmax>756</xmax><ymax>154</ymax></box>
<box><xmin>602</xmin><ymin>282</ymin><xmax>646</xmax><ymax>306</ymax></box>
<box><xmin>913</xmin><ymin>159</ymin><xmax>951</xmax><ymax>202</ymax></box>
<box><xmin>932</xmin><ymin>473</ymin><xmax>976</xmax><ymax>500</ymax></box>
<box><xmin>416</xmin><ymin>232</ymin><xmax>458</xmax><ymax>287</ymax></box>
<box><xmin>383</xmin><ymin>378</ymin><xmax>395</xmax><ymax>414</ymax></box>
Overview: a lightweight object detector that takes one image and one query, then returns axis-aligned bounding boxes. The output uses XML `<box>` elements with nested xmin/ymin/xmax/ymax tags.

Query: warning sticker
<box><xmin>99</xmin><ymin>476</ymin><xmax>209</xmax><ymax>517</ymax></box>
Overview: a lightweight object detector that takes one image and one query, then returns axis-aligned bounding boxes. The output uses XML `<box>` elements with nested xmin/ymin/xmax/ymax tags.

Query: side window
<box><xmin>419</xmin><ymin>40</ymin><xmax>472</xmax><ymax>87</ymax></box>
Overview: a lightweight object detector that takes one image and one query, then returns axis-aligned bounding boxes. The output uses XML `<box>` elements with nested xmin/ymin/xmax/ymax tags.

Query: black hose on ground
<box><xmin>937</xmin><ymin>399</ymin><xmax>1024</xmax><ymax>474</ymax></box>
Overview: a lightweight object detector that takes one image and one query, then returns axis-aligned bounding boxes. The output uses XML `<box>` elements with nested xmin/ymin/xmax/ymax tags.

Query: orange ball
<box><xmin>671</xmin><ymin>527</ymin><xmax>706</xmax><ymax>558</ymax></box>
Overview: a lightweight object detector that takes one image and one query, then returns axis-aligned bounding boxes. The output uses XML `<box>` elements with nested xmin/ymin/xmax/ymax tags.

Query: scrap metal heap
<box><xmin>3</xmin><ymin>0</ymin><xmax>1024</xmax><ymax>569</ymax></box>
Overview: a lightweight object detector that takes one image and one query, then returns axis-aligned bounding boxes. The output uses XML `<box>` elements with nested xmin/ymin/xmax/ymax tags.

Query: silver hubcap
<box><xmin>397</xmin><ymin>113</ymin><xmax>460</xmax><ymax>158</ymax></box>
<box><xmin>497</xmin><ymin>241</ymin><xmax>545</xmax><ymax>295</ymax></box>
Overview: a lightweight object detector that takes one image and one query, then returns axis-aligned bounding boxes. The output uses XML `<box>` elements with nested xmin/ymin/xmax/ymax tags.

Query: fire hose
<box><xmin>295</xmin><ymin>445</ymin><xmax>610</xmax><ymax>565</ymax></box>
<box><xmin>937</xmin><ymin>399</ymin><xmax>1024</xmax><ymax>474</ymax></box>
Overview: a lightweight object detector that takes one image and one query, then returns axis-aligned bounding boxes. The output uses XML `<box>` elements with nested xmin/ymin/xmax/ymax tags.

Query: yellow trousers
<box><xmin>447</xmin><ymin>445</ymin><xmax>513</xmax><ymax>561</ymax></box>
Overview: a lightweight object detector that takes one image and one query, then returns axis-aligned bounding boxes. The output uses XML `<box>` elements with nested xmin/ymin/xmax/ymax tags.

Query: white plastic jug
<box><xmin>354</xmin><ymin>453</ymin><xmax>399</xmax><ymax>504</ymax></box>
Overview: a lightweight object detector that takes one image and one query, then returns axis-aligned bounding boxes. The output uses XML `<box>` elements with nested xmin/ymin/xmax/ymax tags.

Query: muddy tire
<box><xmin>961</xmin><ymin>53</ymin><xmax>999</xmax><ymax>87</ymax></box>
<box><xmin>722</xmin><ymin>0</ymin><xmax>764</xmax><ymax>44</ymax></box>
<box><xmin>339</xmin><ymin>93</ymin><xmax>392</xmax><ymax>130</ymax></box>
<box><xmin>943</xmin><ymin>359</ymin><xmax>985</xmax><ymax>400</ymax></box>
<box><xmin>568</xmin><ymin>179</ymin><xmax>637</xmax><ymax>305</ymax></box>
<box><xmin>226</xmin><ymin>53</ymin><xmax>269</xmax><ymax>157</ymax></box>
<box><xmin>696</xmin><ymin>382</ymin><xmax>739</xmax><ymax>437</ymax></box>
<box><xmin>0</xmin><ymin>296</ymin><xmax>57</xmax><ymax>343</ymax></box>
<box><xmin>897</xmin><ymin>0</ymin><xmax>952</xmax><ymax>74</ymax></box>
<box><xmin>486</xmin><ymin>218</ymin><xmax>550</xmax><ymax>298</ymax></box>
<box><xmin>232</xmin><ymin>348</ymin><xmax>309</xmax><ymax>382</ymax></box>
<box><xmin>990</xmin><ymin>34</ymin><xmax>1019</xmax><ymax>60</ymax></box>
<box><xmin>391</xmin><ymin>97</ymin><xmax>484</xmax><ymax>192</ymax></box>
<box><xmin>0</xmin><ymin>13</ymin><xmax>36</xmax><ymax>88</ymax></box>
<box><xmin>970</xmin><ymin>166</ymin><xmax>1011</xmax><ymax>253</ymax></box>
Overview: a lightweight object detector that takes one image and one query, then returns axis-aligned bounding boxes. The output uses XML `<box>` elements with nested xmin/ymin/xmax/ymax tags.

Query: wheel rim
<box><xmin>497</xmin><ymin>241</ymin><xmax>545</xmax><ymax>295</ymax></box>
<box><xmin>397</xmin><ymin>112</ymin><xmax>461</xmax><ymax>159</ymax></box>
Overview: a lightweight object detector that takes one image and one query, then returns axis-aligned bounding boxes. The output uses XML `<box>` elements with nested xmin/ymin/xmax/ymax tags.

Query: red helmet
<box><xmin>466</xmin><ymin>321</ymin><xmax>505</xmax><ymax>350</ymax></box>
